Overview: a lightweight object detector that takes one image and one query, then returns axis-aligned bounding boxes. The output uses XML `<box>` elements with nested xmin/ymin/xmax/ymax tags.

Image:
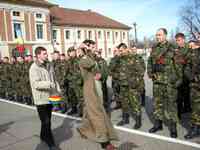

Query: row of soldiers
<box><xmin>0</xmin><ymin>55</ymin><xmax>33</xmax><ymax>105</ymax></box>
<box><xmin>147</xmin><ymin>28</ymin><xmax>200</xmax><ymax>139</ymax></box>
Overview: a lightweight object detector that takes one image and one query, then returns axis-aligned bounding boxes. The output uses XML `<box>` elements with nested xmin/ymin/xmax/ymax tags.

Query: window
<box><xmin>88</xmin><ymin>31</ymin><xmax>92</xmax><ymax>39</ymax></box>
<box><xmin>115</xmin><ymin>32</ymin><xmax>118</xmax><ymax>39</ymax></box>
<box><xmin>77</xmin><ymin>30</ymin><xmax>81</xmax><ymax>39</ymax></box>
<box><xmin>98</xmin><ymin>31</ymin><xmax>102</xmax><ymax>39</ymax></box>
<box><xmin>123</xmin><ymin>32</ymin><xmax>126</xmax><ymax>39</ymax></box>
<box><xmin>107</xmin><ymin>32</ymin><xmax>110</xmax><ymax>39</ymax></box>
<box><xmin>13</xmin><ymin>11</ymin><xmax>20</xmax><ymax>17</ymax></box>
<box><xmin>52</xmin><ymin>30</ymin><xmax>57</xmax><ymax>40</ymax></box>
<box><xmin>14</xmin><ymin>23</ymin><xmax>23</xmax><ymax>39</ymax></box>
<box><xmin>108</xmin><ymin>48</ymin><xmax>112</xmax><ymax>55</ymax></box>
<box><xmin>65</xmin><ymin>30</ymin><xmax>70</xmax><ymax>39</ymax></box>
<box><xmin>36</xmin><ymin>24</ymin><xmax>43</xmax><ymax>39</ymax></box>
<box><xmin>36</xmin><ymin>13</ymin><xmax>42</xmax><ymax>19</ymax></box>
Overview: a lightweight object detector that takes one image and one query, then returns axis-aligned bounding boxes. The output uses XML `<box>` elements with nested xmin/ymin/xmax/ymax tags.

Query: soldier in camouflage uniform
<box><xmin>184</xmin><ymin>41</ymin><xmax>200</xmax><ymax>139</ymax></box>
<box><xmin>15</xmin><ymin>56</ymin><xmax>26</xmax><ymax>103</ymax></box>
<box><xmin>116</xmin><ymin>43</ymin><xmax>145</xmax><ymax>129</ymax></box>
<box><xmin>52</xmin><ymin>51</ymin><xmax>68</xmax><ymax>113</ymax></box>
<box><xmin>24</xmin><ymin>55</ymin><xmax>33</xmax><ymax>105</ymax></box>
<box><xmin>9</xmin><ymin>57</ymin><xmax>17</xmax><ymax>101</ymax></box>
<box><xmin>175</xmin><ymin>33</ymin><xmax>191</xmax><ymax>119</ymax></box>
<box><xmin>129</xmin><ymin>46</ymin><xmax>145</xmax><ymax>129</ymax></box>
<box><xmin>148</xmin><ymin>28</ymin><xmax>180</xmax><ymax>138</ymax></box>
<box><xmin>66</xmin><ymin>47</ymin><xmax>83</xmax><ymax>115</ymax></box>
<box><xmin>109</xmin><ymin>48</ymin><xmax>121</xmax><ymax>110</ymax></box>
<box><xmin>1</xmin><ymin>57</ymin><xmax>11</xmax><ymax>99</ymax></box>
<box><xmin>0</xmin><ymin>61</ymin><xmax>3</xmax><ymax>98</ymax></box>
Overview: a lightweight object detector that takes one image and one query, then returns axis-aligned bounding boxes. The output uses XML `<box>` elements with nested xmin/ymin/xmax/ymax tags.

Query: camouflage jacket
<box><xmin>118</xmin><ymin>53</ymin><xmax>145</xmax><ymax>89</ymax></box>
<box><xmin>95</xmin><ymin>56</ymin><xmax>109</xmax><ymax>83</ymax></box>
<box><xmin>109</xmin><ymin>56</ymin><xmax>121</xmax><ymax>81</ymax></box>
<box><xmin>65</xmin><ymin>57</ymin><xmax>83</xmax><ymax>87</ymax></box>
<box><xmin>147</xmin><ymin>41</ymin><xmax>181</xmax><ymax>86</ymax></box>
<box><xmin>185</xmin><ymin>47</ymin><xmax>200</xmax><ymax>83</ymax></box>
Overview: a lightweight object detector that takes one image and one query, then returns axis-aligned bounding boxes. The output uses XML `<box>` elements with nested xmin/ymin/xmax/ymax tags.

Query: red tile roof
<box><xmin>2</xmin><ymin>0</ymin><xmax>56</xmax><ymax>8</ymax></box>
<box><xmin>50</xmin><ymin>7</ymin><xmax>131</xmax><ymax>30</ymax></box>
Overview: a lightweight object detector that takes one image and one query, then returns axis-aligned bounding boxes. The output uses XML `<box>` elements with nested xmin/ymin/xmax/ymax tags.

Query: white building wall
<box><xmin>53</xmin><ymin>26</ymin><xmax>130</xmax><ymax>58</ymax></box>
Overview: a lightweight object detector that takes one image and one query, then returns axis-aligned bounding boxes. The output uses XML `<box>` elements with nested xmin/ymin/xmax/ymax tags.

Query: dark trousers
<box><xmin>36</xmin><ymin>104</ymin><xmax>55</xmax><ymax>147</ymax></box>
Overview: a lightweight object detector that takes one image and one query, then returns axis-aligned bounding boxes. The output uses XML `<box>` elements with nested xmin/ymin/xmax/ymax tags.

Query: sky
<box><xmin>48</xmin><ymin>0</ymin><xmax>188</xmax><ymax>41</ymax></box>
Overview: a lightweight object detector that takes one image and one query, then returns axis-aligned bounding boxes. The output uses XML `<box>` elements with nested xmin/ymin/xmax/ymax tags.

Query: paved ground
<box><xmin>0</xmin><ymin>99</ymin><xmax>200</xmax><ymax>150</ymax></box>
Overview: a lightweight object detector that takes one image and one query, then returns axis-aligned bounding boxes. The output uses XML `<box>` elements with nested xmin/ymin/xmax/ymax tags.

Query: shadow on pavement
<box><xmin>53</xmin><ymin>117</ymin><xmax>73</xmax><ymax>145</ymax></box>
<box><xmin>0</xmin><ymin>121</ymin><xmax>15</xmax><ymax>134</ymax></box>
<box><xmin>144</xmin><ymin>96</ymin><xmax>154</xmax><ymax>124</ymax></box>
<box><xmin>35</xmin><ymin>117</ymin><xmax>73</xmax><ymax>150</ymax></box>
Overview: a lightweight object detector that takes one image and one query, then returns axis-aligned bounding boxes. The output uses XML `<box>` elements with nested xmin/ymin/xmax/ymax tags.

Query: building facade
<box><xmin>50</xmin><ymin>7</ymin><xmax>131</xmax><ymax>58</ymax></box>
<box><xmin>0</xmin><ymin>0</ymin><xmax>54</xmax><ymax>57</ymax></box>
<box><xmin>0</xmin><ymin>0</ymin><xmax>131</xmax><ymax>59</ymax></box>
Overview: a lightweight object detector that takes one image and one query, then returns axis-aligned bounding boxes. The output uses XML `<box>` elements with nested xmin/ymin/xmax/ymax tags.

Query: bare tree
<box><xmin>179</xmin><ymin>0</ymin><xmax>200</xmax><ymax>40</ymax></box>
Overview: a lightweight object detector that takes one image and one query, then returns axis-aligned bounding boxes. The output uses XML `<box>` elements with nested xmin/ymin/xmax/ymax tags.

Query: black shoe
<box><xmin>169</xmin><ymin>122</ymin><xmax>177</xmax><ymax>138</ymax></box>
<box><xmin>67</xmin><ymin>106</ymin><xmax>77</xmax><ymax>115</ymax></box>
<box><xmin>134</xmin><ymin>115</ymin><xmax>142</xmax><ymax>129</ymax></box>
<box><xmin>184</xmin><ymin>125</ymin><xmax>200</xmax><ymax>139</ymax></box>
<box><xmin>149</xmin><ymin>120</ymin><xmax>163</xmax><ymax>133</ymax></box>
<box><xmin>117</xmin><ymin>113</ymin><xmax>129</xmax><ymax>126</ymax></box>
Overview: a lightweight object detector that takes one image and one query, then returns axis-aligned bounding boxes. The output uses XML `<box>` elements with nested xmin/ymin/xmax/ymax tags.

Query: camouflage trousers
<box><xmin>119</xmin><ymin>86</ymin><xmax>141</xmax><ymax>115</ymax></box>
<box><xmin>112</xmin><ymin>81</ymin><xmax>120</xmax><ymax>103</ymax></box>
<box><xmin>153</xmin><ymin>83</ymin><xmax>178</xmax><ymax>123</ymax></box>
<box><xmin>67</xmin><ymin>85</ymin><xmax>83</xmax><ymax>106</ymax></box>
<box><xmin>190</xmin><ymin>83</ymin><xmax>200</xmax><ymax>126</ymax></box>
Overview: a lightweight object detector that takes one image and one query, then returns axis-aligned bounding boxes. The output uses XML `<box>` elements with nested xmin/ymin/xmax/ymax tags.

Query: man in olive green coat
<box><xmin>77</xmin><ymin>40</ymin><xmax>118</xmax><ymax>150</ymax></box>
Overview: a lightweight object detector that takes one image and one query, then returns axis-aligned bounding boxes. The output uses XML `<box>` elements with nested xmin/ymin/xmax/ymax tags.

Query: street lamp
<box><xmin>133</xmin><ymin>22</ymin><xmax>138</xmax><ymax>45</ymax></box>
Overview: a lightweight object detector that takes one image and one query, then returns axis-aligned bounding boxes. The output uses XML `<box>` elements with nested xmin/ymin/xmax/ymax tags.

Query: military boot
<box><xmin>117</xmin><ymin>113</ymin><xmax>129</xmax><ymax>126</ymax></box>
<box><xmin>184</xmin><ymin>125</ymin><xmax>200</xmax><ymax>139</ymax></box>
<box><xmin>134</xmin><ymin>115</ymin><xmax>142</xmax><ymax>129</ymax></box>
<box><xmin>67</xmin><ymin>106</ymin><xmax>78</xmax><ymax>115</ymax></box>
<box><xmin>169</xmin><ymin>121</ymin><xmax>177</xmax><ymax>138</ymax></box>
<box><xmin>149</xmin><ymin>120</ymin><xmax>163</xmax><ymax>133</ymax></box>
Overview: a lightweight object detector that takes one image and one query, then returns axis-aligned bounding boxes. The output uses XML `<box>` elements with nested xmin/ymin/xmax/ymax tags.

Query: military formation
<box><xmin>0</xmin><ymin>29</ymin><xmax>200</xmax><ymax>140</ymax></box>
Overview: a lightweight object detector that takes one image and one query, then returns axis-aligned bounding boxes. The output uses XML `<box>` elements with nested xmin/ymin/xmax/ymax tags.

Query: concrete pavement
<box><xmin>0</xmin><ymin>99</ymin><xmax>200</xmax><ymax>150</ymax></box>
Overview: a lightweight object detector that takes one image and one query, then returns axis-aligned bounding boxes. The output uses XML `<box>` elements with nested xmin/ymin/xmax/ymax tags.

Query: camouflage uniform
<box><xmin>186</xmin><ymin>47</ymin><xmax>200</xmax><ymax>126</ymax></box>
<box><xmin>52</xmin><ymin>59</ymin><xmax>68</xmax><ymax>112</ymax></box>
<box><xmin>129</xmin><ymin>53</ymin><xmax>145</xmax><ymax>115</ymax></box>
<box><xmin>109</xmin><ymin>55</ymin><xmax>121</xmax><ymax>109</ymax></box>
<box><xmin>0</xmin><ymin>62</ymin><xmax>11</xmax><ymax>98</ymax></box>
<box><xmin>65</xmin><ymin>57</ymin><xmax>83</xmax><ymax>114</ymax></box>
<box><xmin>24</xmin><ymin>61</ymin><xmax>33</xmax><ymax>104</ymax></box>
<box><xmin>117</xmin><ymin>52</ymin><xmax>145</xmax><ymax>128</ymax></box>
<box><xmin>147</xmin><ymin>42</ymin><xmax>179</xmax><ymax>123</ymax></box>
<box><xmin>176</xmin><ymin>44</ymin><xmax>191</xmax><ymax>118</ymax></box>
<box><xmin>52</xmin><ymin>60</ymin><xmax>66</xmax><ymax>95</ymax></box>
<box><xmin>15</xmin><ymin>62</ymin><xmax>26</xmax><ymax>103</ymax></box>
<box><xmin>4</xmin><ymin>63</ymin><xmax>13</xmax><ymax>100</ymax></box>
<box><xmin>184</xmin><ymin>47</ymin><xmax>200</xmax><ymax>139</ymax></box>
<box><xmin>0</xmin><ymin>62</ymin><xmax>4</xmax><ymax>98</ymax></box>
